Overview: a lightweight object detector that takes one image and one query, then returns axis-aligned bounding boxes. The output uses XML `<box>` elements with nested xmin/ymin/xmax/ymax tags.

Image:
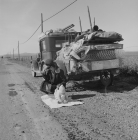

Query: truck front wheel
<box><xmin>32</xmin><ymin>70</ymin><xmax>36</xmax><ymax>77</ymax></box>
<box><xmin>31</xmin><ymin>65</ymin><xmax>36</xmax><ymax>77</ymax></box>
<box><xmin>100</xmin><ymin>71</ymin><xmax>113</xmax><ymax>87</ymax></box>
<box><xmin>31</xmin><ymin>60</ymin><xmax>39</xmax><ymax>77</ymax></box>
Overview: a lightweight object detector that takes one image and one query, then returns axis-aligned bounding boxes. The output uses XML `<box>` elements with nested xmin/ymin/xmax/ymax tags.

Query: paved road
<box><xmin>0</xmin><ymin>59</ymin><xmax>68</xmax><ymax>140</ymax></box>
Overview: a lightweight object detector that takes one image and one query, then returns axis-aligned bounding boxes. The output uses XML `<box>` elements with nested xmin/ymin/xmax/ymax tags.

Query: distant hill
<box><xmin>3</xmin><ymin>53</ymin><xmax>38</xmax><ymax>60</ymax></box>
<box><xmin>3</xmin><ymin>52</ymin><xmax>37</xmax><ymax>57</ymax></box>
<box><xmin>20</xmin><ymin>53</ymin><xmax>38</xmax><ymax>57</ymax></box>
<box><xmin>18</xmin><ymin>53</ymin><xmax>38</xmax><ymax>60</ymax></box>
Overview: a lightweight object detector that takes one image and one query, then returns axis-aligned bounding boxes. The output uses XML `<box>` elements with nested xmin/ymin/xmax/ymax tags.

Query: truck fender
<box><xmin>31</xmin><ymin>60</ymin><xmax>39</xmax><ymax>71</ymax></box>
<box><xmin>54</xmin><ymin>60</ymin><xmax>67</xmax><ymax>77</ymax></box>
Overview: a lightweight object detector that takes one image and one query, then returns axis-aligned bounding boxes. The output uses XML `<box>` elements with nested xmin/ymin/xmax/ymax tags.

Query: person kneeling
<box><xmin>40</xmin><ymin>59</ymin><xmax>66</xmax><ymax>94</ymax></box>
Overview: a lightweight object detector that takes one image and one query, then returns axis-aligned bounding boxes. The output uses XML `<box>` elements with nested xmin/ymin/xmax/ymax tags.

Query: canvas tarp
<box><xmin>75</xmin><ymin>31</ymin><xmax>123</xmax><ymax>42</ymax></box>
<box><xmin>56</xmin><ymin>39</ymin><xmax>90</xmax><ymax>61</ymax></box>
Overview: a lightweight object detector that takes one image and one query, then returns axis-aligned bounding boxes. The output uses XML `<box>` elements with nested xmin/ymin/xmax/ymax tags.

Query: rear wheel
<box><xmin>100</xmin><ymin>71</ymin><xmax>113</xmax><ymax>87</ymax></box>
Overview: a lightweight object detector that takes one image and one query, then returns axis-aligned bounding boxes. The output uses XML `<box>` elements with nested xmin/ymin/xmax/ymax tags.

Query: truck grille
<box><xmin>79</xmin><ymin>49</ymin><xmax>116</xmax><ymax>61</ymax></box>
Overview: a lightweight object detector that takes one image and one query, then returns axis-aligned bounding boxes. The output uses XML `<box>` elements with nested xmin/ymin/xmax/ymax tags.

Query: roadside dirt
<box><xmin>6</xmin><ymin>59</ymin><xmax>138</xmax><ymax>140</ymax></box>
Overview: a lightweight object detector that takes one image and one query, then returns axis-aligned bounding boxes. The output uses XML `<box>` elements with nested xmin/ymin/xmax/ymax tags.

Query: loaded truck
<box><xmin>31</xmin><ymin>24</ymin><xmax>123</xmax><ymax>87</ymax></box>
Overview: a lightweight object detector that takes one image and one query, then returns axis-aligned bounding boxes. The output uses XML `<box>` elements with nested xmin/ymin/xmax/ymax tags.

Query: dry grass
<box><xmin>9</xmin><ymin>58</ymin><xmax>31</xmax><ymax>68</ymax></box>
<box><xmin>120</xmin><ymin>56</ymin><xmax>138</xmax><ymax>75</ymax></box>
<box><xmin>118</xmin><ymin>56</ymin><xmax>138</xmax><ymax>84</ymax></box>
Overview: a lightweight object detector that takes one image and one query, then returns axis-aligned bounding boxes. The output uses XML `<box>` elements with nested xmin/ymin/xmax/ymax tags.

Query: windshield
<box><xmin>40</xmin><ymin>35</ymin><xmax>76</xmax><ymax>52</ymax></box>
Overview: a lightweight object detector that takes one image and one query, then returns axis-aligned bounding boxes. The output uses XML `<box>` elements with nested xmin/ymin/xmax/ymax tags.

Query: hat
<box><xmin>44</xmin><ymin>59</ymin><xmax>53</xmax><ymax>66</ymax></box>
<box><xmin>93</xmin><ymin>25</ymin><xmax>99</xmax><ymax>31</ymax></box>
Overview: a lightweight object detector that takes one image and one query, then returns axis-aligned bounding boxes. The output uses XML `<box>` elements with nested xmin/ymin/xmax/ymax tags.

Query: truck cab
<box><xmin>31</xmin><ymin>30</ymin><xmax>77</xmax><ymax>77</ymax></box>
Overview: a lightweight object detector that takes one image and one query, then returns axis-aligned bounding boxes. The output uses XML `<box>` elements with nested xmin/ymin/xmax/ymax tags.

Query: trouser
<box><xmin>40</xmin><ymin>80</ymin><xmax>57</xmax><ymax>94</ymax></box>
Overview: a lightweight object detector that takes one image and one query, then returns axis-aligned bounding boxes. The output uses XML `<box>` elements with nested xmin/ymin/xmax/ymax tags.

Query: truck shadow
<box><xmin>35</xmin><ymin>75</ymin><xmax>42</xmax><ymax>78</ymax></box>
<box><xmin>66</xmin><ymin>75</ymin><xmax>138</xmax><ymax>94</ymax></box>
<box><xmin>107</xmin><ymin>77</ymin><xmax>138</xmax><ymax>93</ymax></box>
<box><xmin>69</xmin><ymin>94</ymin><xmax>96</xmax><ymax>100</ymax></box>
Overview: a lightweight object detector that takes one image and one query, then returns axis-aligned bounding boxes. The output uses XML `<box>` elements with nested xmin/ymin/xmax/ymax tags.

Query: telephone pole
<box><xmin>41</xmin><ymin>13</ymin><xmax>43</xmax><ymax>33</ymax></box>
<box><xmin>10</xmin><ymin>52</ymin><xmax>11</xmax><ymax>58</ymax></box>
<box><xmin>13</xmin><ymin>49</ymin><xmax>14</xmax><ymax>59</ymax></box>
<box><xmin>79</xmin><ymin>16</ymin><xmax>82</xmax><ymax>33</ymax></box>
<box><xmin>18</xmin><ymin>41</ymin><xmax>20</xmax><ymax>60</ymax></box>
<box><xmin>87</xmin><ymin>6</ymin><xmax>93</xmax><ymax>32</ymax></box>
<box><xmin>94</xmin><ymin>17</ymin><xmax>95</xmax><ymax>26</ymax></box>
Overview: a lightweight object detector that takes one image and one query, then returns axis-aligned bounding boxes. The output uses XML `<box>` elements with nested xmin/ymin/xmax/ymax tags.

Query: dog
<box><xmin>54</xmin><ymin>84</ymin><xmax>68</xmax><ymax>103</ymax></box>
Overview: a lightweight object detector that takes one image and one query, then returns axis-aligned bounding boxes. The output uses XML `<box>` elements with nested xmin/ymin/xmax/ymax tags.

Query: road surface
<box><xmin>0</xmin><ymin>59</ymin><xmax>68</xmax><ymax>140</ymax></box>
<box><xmin>0</xmin><ymin>58</ymin><xmax>138</xmax><ymax>140</ymax></box>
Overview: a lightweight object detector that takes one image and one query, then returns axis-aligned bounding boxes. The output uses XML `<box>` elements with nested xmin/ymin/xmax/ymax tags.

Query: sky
<box><xmin>0</xmin><ymin>0</ymin><xmax>138</xmax><ymax>56</ymax></box>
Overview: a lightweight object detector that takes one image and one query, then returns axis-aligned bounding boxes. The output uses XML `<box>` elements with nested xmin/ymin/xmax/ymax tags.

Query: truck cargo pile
<box><xmin>56</xmin><ymin>27</ymin><xmax>123</xmax><ymax>61</ymax></box>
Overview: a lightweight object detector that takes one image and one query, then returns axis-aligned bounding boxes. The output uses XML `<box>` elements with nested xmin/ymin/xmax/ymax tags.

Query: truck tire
<box><xmin>31</xmin><ymin>70</ymin><xmax>36</xmax><ymax>77</ymax></box>
<box><xmin>31</xmin><ymin>60</ymin><xmax>38</xmax><ymax>77</ymax></box>
<box><xmin>100</xmin><ymin>70</ymin><xmax>113</xmax><ymax>87</ymax></box>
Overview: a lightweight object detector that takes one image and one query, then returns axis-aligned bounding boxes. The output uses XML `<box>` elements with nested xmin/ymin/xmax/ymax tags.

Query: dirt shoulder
<box><xmin>8</xmin><ymin>59</ymin><xmax>138</xmax><ymax>140</ymax></box>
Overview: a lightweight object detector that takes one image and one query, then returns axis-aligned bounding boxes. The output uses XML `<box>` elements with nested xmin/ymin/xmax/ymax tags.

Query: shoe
<box><xmin>40</xmin><ymin>89</ymin><xmax>53</xmax><ymax>94</ymax></box>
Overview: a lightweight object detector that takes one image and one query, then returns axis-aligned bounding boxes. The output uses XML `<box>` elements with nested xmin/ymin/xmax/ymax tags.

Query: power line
<box><xmin>43</xmin><ymin>0</ymin><xmax>77</xmax><ymax>22</ymax></box>
<box><xmin>20</xmin><ymin>24</ymin><xmax>41</xmax><ymax>44</ymax></box>
<box><xmin>20</xmin><ymin>0</ymin><xmax>77</xmax><ymax>45</ymax></box>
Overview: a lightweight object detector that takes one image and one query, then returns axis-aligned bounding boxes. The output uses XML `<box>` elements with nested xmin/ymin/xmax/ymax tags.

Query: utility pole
<box><xmin>18</xmin><ymin>41</ymin><xmax>20</xmax><ymax>60</ymax></box>
<box><xmin>13</xmin><ymin>49</ymin><xmax>14</xmax><ymax>59</ymax></box>
<box><xmin>41</xmin><ymin>13</ymin><xmax>43</xmax><ymax>33</ymax></box>
<box><xmin>94</xmin><ymin>17</ymin><xmax>95</xmax><ymax>26</ymax></box>
<box><xmin>87</xmin><ymin>6</ymin><xmax>93</xmax><ymax>32</ymax></box>
<box><xmin>79</xmin><ymin>16</ymin><xmax>82</xmax><ymax>33</ymax></box>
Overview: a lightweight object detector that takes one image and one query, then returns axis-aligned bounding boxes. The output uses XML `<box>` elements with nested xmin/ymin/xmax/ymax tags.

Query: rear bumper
<box><xmin>68</xmin><ymin>68</ymin><xmax>119</xmax><ymax>81</ymax></box>
<box><xmin>68</xmin><ymin>59</ymin><xmax>120</xmax><ymax>81</ymax></box>
<box><xmin>81</xmin><ymin>59</ymin><xmax>120</xmax><ymax>72</ymax></box>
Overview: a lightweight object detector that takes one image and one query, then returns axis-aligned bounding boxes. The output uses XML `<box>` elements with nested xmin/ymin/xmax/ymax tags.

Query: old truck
<box><xmin>31</xmin><ymin>24</ymin><xmax>123</xmax><ymax>87</ymax></box>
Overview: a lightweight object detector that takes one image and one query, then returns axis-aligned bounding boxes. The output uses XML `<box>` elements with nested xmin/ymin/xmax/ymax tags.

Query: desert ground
<box><xmin>0</xmin><ymin>56</ymin><xmax>138</xmax><ymax>140</ymax></box>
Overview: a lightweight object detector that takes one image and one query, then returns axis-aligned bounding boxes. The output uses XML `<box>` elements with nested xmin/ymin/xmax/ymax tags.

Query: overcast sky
<box><xmin>0</xmin><ymin>0</ymin><xmax>138</xmax><ymax>55</ymax></box>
